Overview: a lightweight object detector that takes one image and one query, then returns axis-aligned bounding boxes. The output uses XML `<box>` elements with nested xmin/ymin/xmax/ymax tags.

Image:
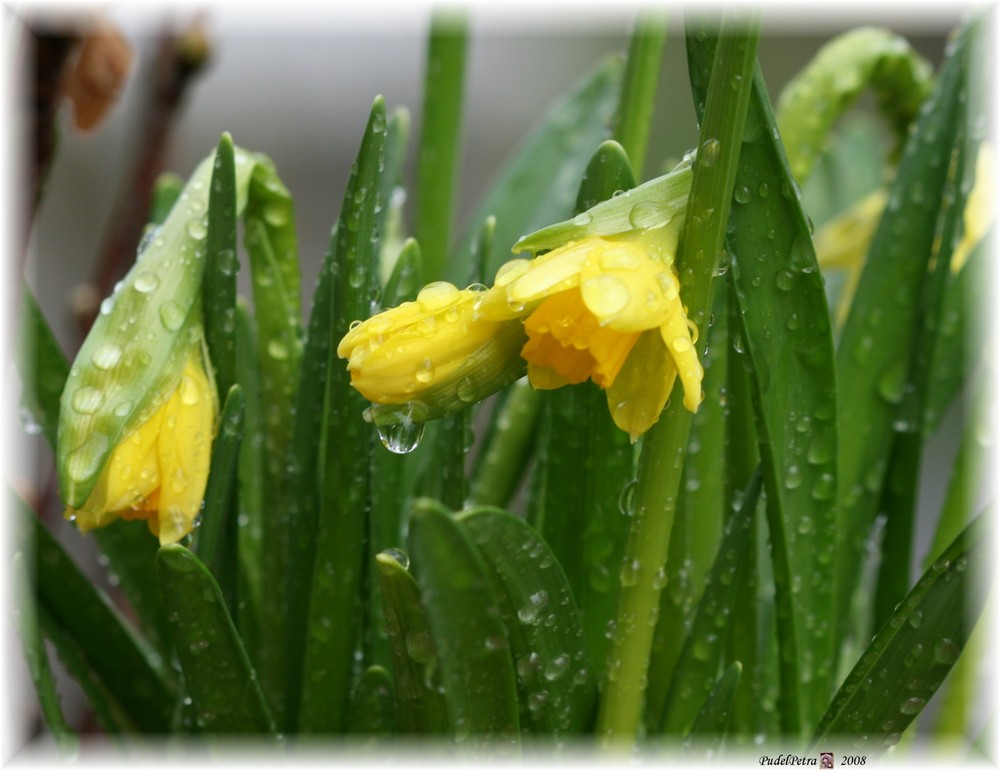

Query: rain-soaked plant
<box><xmin>11</xmin><ymin>6</ymin><xmax>994</xmax><ymax>764</ymax></box>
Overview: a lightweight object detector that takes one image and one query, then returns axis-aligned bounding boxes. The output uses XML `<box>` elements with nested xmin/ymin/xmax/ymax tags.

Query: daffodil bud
<box><xmin>57</xmin><ymin>146</ymin><xmax>261</xmax><ymax>544</ymax></box>
<box><xmin>337</xmin><ymin>281</ymin><xmax>527</xmax><ymax>426</ymax></box>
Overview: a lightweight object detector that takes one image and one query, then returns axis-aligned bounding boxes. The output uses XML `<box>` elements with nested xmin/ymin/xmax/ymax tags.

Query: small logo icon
<box><xmin>820</xmin><ymin>753</ymin><xmax>834</xmax><ymax>769</ymax></box>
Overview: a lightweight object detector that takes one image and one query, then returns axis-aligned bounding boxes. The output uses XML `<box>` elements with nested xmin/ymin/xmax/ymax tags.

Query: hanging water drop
<box><xmin>376</xmin><ymin>418</ymin><xmax>425</xmax><ymax>455</ymax></box>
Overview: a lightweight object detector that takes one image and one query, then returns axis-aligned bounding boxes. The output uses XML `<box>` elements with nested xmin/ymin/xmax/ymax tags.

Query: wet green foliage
<box><xmin>14</xmin><ymin>8</ymin><xmax>991</xmax><ymax>762</ymax></box>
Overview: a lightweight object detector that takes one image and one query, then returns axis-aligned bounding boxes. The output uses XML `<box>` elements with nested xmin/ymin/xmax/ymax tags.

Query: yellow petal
<box><xmin>504</xmin><ymin>238</ymin><xmax>602</xmax><ymax>306</ymax></box>
<box><xmin>658</xmin><ymin>310</ymin><xmax>704</xmax><ymax>413</ymax></box>
<box><xmin>578</xmin><ymin>243</ymin><xmax>680</xmax><ymax>332</ymax></box>
<box><xmin>155</xmin><ymin>355</ymin><xmax>216</xmax><ymax>545</ymax></box>
<box><xmin>605</xmin><ymin>330</ymin><xmax>677</xmax><ymax>443</ymax></box>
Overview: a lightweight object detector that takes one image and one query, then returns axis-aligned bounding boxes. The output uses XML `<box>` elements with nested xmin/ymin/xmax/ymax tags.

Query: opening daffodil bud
<box><xmin>336</xmin><ymin>281</ymin><xmax>527</xmax><ymax>427</ymax></box>
<box><xmin>478</xmin><ymin>157</ymin><xmax>703</xmax><ymax>441</ymax></box>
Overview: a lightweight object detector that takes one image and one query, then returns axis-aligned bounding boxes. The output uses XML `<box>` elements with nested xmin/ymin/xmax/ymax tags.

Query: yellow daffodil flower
<box><xmin>64</xmin><ymin>351</ymin><xmax>217</xmax><ymax>545</ymax></box>
<box><xmin>337</xmin><ymin>281</ymin><xmax>527</xmax><ymax>424</ymax></box>
<box><xmin>476</xmin><ymin>231</ymin><xmax>703</xmax><ymax>442</ymax></box>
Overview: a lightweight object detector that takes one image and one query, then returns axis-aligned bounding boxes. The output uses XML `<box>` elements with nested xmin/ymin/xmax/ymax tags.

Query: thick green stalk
<box><xmin>596</xmin><ymin>11</ymin><xmax>760</xmax><ymax>747</ymax></box>
<box><xmin>416</xmin><ymin>10</ymin><xmax>468</xmax><ymax>282</ymax></box>
<box><xmin>614</xmin><ymin>12</ymin><xmax>668</xmax><ymax>177</ymax></box>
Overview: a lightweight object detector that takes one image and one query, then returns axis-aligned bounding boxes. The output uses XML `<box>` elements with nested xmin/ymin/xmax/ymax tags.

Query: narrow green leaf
<box><xmin>687</xmin><ymin>662</ymin><xmax>742</xmax><ymax>744</ymax></box>
<box><xmin>408</xmin><ymin>499</ymin><xmax>520</xmax><ymax>754</ymax></box>
<box><xmin>377</xmin><ymin>107</ymin><xmax>412</xmax><ymax>286</ymax></box>
<box><xmin>595</xmin><ymin>13</ymin><xmax>760</xmax><ymax>746</ymax></box>
<box><xmin>833</xmin><ymin>17</ymin><xmax>975</xmax><ymax>655</ymax></box>
<box><xmin>452</xmin><ymin>56</ymin><xmax>622</xmax><ymax>282</ymax></box>
<box><xmin>468</xmin><ymin>379</ymin><xmax>541</xmax><ymax>509</ymax></box>
<box><xmin>13</xmin><ymin>552</ymin><xmax>79</xmax><ymax>754</ymax></box>
<box><xmin>775</xmin><ymin>27</ymin><xmax>933</xmax><ymax>184</ymax></box>
<box><xmin>17</xmin><ymin>288</ymin><xmax>68</xmax><ymax>449</ymax></box>
<box><xmin>193</xmin><ymin>384</ymin><xmax>243</xmax><ymax>604</ymax></box>
<box><xmin>203</xmin><ymin>132</ymin><xmax>238</xmax><ymax>400</ymax></box>
<box><xmin>416</xmin><ymin>10</ymin><xmax>468</xmax><ymax>281</ymax></box>
<box><xmin>299</xmin><ymin>97</ymin><xmax>386</xmax><ymax>733</ymax></box>
<box><xmin>15</xmin><ymin>495</ymin><xmax>175</xmax><ymax>732</ymax></box>
<box><xmin>646</xmin><ymin>284</ymin><xmax>730</xmax><ymax>732</ymax></box>
<box><xmin>347</xmin><ymin>666</ymin><xmax>396</xmax><ymax>737</ymax></box>
<box><xmin>382</xmin><ymin>238</ymin><xmax>423</xmax><ymax>308</ymax></box>
<box><xmin>234</xmin><ymin>299</ymin><xmax>264</xmax><ymax>656</ymax></box>
<box><xmin>156</xmin><ymin>544</ymin><xmax>275</xmax><ymax>733</ymax></box>
<box><xmin>812</xmin><ymin>513</ymin><xmax>990</xmax><ymax>753</ymax></box>
<box><xmin>374</xmin><ymin>550</ymin><xmax>450</xmax><ymax>734</ymax></box>
<box><xmin>613</xmin><ymin>12</ymin><xmax>667</xmax><ymax>177</ymax></box>
<box><xmin>688</xmin><ymin>21</ymin><xmax>840</xmax><ymax>733</ymax></box>
<box><xmin>661</xmin><ymin>469</ymin><xmax>761</xmax><ymax>734</ymax></box>
<box><xmin>459</xmin><ymin>508</ymin><xmax>597</xmax><ymax>737</ymax></box>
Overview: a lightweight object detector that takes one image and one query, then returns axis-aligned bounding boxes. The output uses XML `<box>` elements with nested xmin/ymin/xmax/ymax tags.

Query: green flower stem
<box><xmin>614</xmin><ymin>11</ymin><xmax>668</xmax><ymax>178</ymax></box>
<box><xmin>596</xmin><ymin>10</ymin><xmax>760</xmax><ymax>747</ymax></box>
<box><xmin>416</xmin><ymin>9</ymin><xmax>468</xmax><ymax>282</ymax></box>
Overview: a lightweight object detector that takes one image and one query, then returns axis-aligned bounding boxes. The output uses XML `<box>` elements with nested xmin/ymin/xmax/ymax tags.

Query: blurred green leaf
<box><xmin>149</xmin><ymin>172</ymin><xmax>183</xmax><ymax>225</ymax></box>
<box><xmin>688</xmin><ymin>21</ymin><xmax>839</xmax><ymax>733</ymax></box>
<box><xmin>347</xmin><ymin>666</ymin><xmax>396</xmax><ymax>737</ymax></box>
<box><xmin>15</xmin><ymin>494</ymin><xmax>174</xmax><ymax>732</ymax></box>
<box><xmin>16</xmin><ymin>289</ymin><xmax>68</xmax><ymax>449</ymax></box>
<box><xmin>613</xmin><ymin>11</ymin><xmax>667</xmax><ymax>178</ymax></box>
<box><xmin>452</xmin><ymin>56</ymin><xmax>622</xmax><ymax>282</ymax></box>
<box><xmin>468</xmin><ymin>378</ymin><xmax>541</xmax><ymax>509</ymax></box>
<box><xmin>375</xmin><ymin>550</ymin><xmax>450</xmax><ymax>734</ymax></box>
<box><xmin>833</xmin><ymin>15</ymin><xmax>975</xmax><ymax>655</ymax></box>
<box><xmin>416</xmin><ymin>10</ymin><xmax>468</xmax><ymax>281</ymax></box>
<box><xmin>377</xmin><ymin>108</ymin><xmax>412</xmax><ymax>286</ymax></box>
<box><xmin>661</xmin><ymin>469</ymin><xmax>761</xmax><ymax>734</ymax></box>
<box><xmin>459</xmin><ymin>508</ymin><xmax>597</xmax><ymax>738</ymax></box>
<box><xmin>812</xmin><ymin>513</ymin><xmax>990</xmax><ymax>753</ymax></box>
<box><xmin>156</xmin><ymin>544</ymin><xmax>275</xmax><ymax>733</ymax></box>
<box><xmin>408</xmin><ymin>499</ymin><xmax>520</xmax><ymax>754</ymax></box>
<box><xmin>687</xmin><ymin>662</ymin><xmax>742</xmax><ymax>746</ymax></box>
<box><xmin>13</xmin><ymin>551</ymin><xmax>79</xmax><ymax>754</ymax></box>
<box><xmin>776</xmin><ymin>27</ymin><xmax>933</xmax><ymax>184</ymax></box>
<box><xmin>299</xmin><ymin>96</ymin><xmax>386</xmax><ymax>733</ymax></box>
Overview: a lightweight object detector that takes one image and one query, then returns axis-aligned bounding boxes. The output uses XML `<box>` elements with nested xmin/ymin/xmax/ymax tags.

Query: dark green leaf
<box><xmin>156</xmin><ymin>544</ymin><xmax>274</xmax><ymax>733</ymax></box>
<box><xmin>375</xmin><ymin>550</ymin><xmax>450</xmax><ymax>734</ymax></box>
<box><xmin>299</xmin><ymin>97</ymin><xmax>386</xmax><ymax>733</ymax></box>
<box><xmin>812</xmin><ymin>513</ymin><xmax>990</xmax><ymax>754</ymax></box>
<box><xmin>13</xmin><ymin>552</ymin><xmax>79</xmax><ymax>754</ymax></box>
<box><xmin>408</xmin><ymin>499</ymin><xmax>520</xmax><ymax>754</ymax></box>
<box><xmin>15</xmin><ymin>495</ymin><xmax>174</xmax><ymax>732</ymax></box>
<box><xmin>459</xmin><ymin>508</ymin><xmax>597</xmax><ymax>737</ymax></box>
<box><xmin>688</xmin><ymin>21</ymin><xmax>839</xmax><ymax>733</ymax></box>
<box><xmin>531</xmin><ymin>140</ymin><xmax>635</xmax><ymax>676</ymax></box>
<box><xmin>193</xmin><ymin>385</ymin><xmax>243</xmax><ymax>607</ymax></box>
<box><xmin>203</xmin><ymin>132</ymin><xmax>239</xmax><ymax>400</ymax></box>
<box><xmin>347</xmin><ymin>666</ymin><xmax>396</xmax><ymax>736</ymax></box>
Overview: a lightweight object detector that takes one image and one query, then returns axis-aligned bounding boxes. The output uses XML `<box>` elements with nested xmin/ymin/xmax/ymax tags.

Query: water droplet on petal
<box><xmin>415</xmin><ymin>358</ymin><xmax>435</xmax><ymax>384</ymax></box>
<box><xmin>159</xmin><ymin>301</ymin><xmax>186</xmax><ymax>331</ymax></box>
<box><xmin>134</xmin><ymin>272</ymin><xmax>160</xmax><ymax>294</ymax></box>
<box><xmin>91</xmin><ymin>344</ymin><xmax>123</xmax><ymax>371</ymax></box>
<box><xmin>382</xmin><ymin>547</ymin><xmax>410</xmax><ymax>570</ymax></box>
<box><xmin>186</xmin><ymin>219</ymin><xmax>208</xmax><ymax>240</ymax></box>
<box><xmin>72</xmin><ymin>386</ymin><xmax>104</xmax><ymax>415</ymax></box>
